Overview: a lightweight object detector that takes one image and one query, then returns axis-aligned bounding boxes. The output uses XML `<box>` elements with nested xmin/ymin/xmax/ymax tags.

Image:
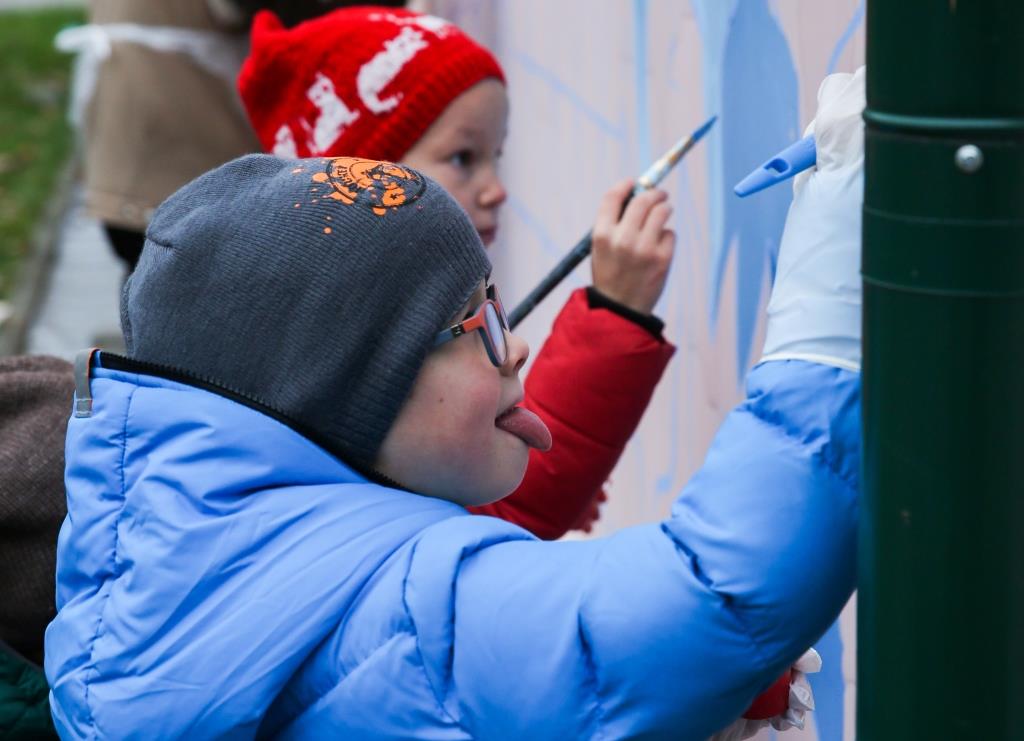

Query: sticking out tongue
<box><xmin>495</xmin><ymin>406</ymin><xmax>552</xmax><ymax>451</ymax></box>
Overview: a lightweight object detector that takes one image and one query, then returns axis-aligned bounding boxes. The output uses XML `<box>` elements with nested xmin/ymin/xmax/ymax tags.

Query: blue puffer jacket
<box><xmin>46</xmin><ymin>358</ymin><xmax>859</xmax><ymax>740</ymax></box>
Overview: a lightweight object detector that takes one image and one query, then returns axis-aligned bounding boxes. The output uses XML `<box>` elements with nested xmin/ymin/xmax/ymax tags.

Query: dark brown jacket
<box><xmin>0</xmin><ymin>356</ymin><xmax>72</xmax><ymax>667</ymax></box>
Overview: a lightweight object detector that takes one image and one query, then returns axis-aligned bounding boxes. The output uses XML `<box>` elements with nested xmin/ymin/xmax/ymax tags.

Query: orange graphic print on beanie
<box><xmin>307</xmin><ymin>157</ymin><xmax>426</xmax><ymax>216</ymax></box>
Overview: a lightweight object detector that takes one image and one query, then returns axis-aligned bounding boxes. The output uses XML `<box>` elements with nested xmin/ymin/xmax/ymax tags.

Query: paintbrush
<box><xmin>508</xmin><ymin>114</ymin><xmax>718</xmax><ymax>329</ymax></box>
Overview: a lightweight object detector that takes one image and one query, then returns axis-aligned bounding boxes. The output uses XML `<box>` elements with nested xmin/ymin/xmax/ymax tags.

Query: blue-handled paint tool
<box><xmin>734</xmin><ymin>135</ymin><xmax>816</xmax><ymax>197</ymax></box>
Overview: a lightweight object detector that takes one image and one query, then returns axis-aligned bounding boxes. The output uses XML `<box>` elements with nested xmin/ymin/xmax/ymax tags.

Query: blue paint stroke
<box><xmin>666</xmin><ymin>35</ymin><xmax>683</xmax><ymax>92</ymax></box>
<box><xmin>510</xmin><ymin>50</ymin><xmax>627</xmax><ymax>141</ymax></box>
<box><xmin>654</xmin><ymin>164</ymin><xmax>697</xmax><ymax>497</ymax></box>
<box><xmin>690</xmin><ymin>0</ymin><xmax>738</xmax><ymax>315</ymax></box>
<box><xmin>621</xmin><ymin>0</ymin><xmax>652</xmax><ymax>501</ymax></box>
<box><xmin>505</xmin><ymin>194</ymin><xmax>578</xmax><ymax>266</ymax></box>
<box><xmin>812</xmin><ymin>620</ymin><xmax>846</xmax><ymax>741</ymax></box>
<box><xmin>652</xmin><ymin>0</ymin><xmax>738</xmax><ymax>501</ymax></box>
<box><xmin>632</xmin><ymin>0</ymin><xmax>652</xmax><ymax>170</ymax></box>
<box><xmin>827</xmin><ymin>0</ymin><xmax>865</xmax><ymax>74</ymax></box>
<box><xmin>709</xmin><ymin>0</ymin><xmax>798</xmax><ymax>380</ymax></box>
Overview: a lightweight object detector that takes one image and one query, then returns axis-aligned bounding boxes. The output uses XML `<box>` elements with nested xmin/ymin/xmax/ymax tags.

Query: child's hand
<box><xmin>590</xmin><ymin>179</ymin><xmax>676</xmax><ymax>316</ymax></box>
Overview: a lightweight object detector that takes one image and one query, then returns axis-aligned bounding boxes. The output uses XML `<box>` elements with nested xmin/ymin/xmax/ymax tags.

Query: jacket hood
<box><xmin>46</xmin><ymin>363</ymin><xmax>465</xmax><ymax>739</ymax></box>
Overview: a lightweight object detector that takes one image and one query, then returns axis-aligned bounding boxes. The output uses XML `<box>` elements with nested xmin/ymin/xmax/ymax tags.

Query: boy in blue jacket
<box><xmin>46</xmin><ymin>70</ymin><xmax>864</xmax><ymax>739</ymax></box>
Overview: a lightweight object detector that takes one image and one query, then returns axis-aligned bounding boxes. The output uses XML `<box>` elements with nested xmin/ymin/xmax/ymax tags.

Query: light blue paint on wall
<box><xmin>629</xmin><ymin>0</ymin><xmax>655</xmax><ymax>491</ymax></box>
<box><xmin>652</xmin><ymin>7</ymin><xmax>710</xmax><ymax>496</ymax></box>
<box><xmin>691</xmin><ymin>0</ymin><xmax>799</xmax><ymax>379</ymax></box>
<box><xmin>633</xmin><ymin>0</ymin><xmax>652</xmax><ymax>170</ymax></box>
<box><xmin>653</xmin><ymin>141</ymin><xmax>705</xmax><ymax>498</ymax></box>
<box><xmin>710</xmin><ymin>0</ymin><xmax>798</xmax><ymax>379</ymax></box>
<box><xmin>827</xmin><ymin>0</ymin><xmax>865</xmax><ymax>74</ymax></box>
<box><xmin>510</xmin><ymin>49</ymin><xmax>627</xmax><ymax>141</ymax></box>
<box><xmin>506</xmin><ymin>195</ymin><xmax>573</xmax><ymax>263</ymax></box>
<box><xmin>690</xmin><ymin>0</ymin><xmax>739</xmax><ymax>300</ymax></box>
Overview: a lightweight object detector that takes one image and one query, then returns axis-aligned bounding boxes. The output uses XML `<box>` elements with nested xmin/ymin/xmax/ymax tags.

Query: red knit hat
<box><xmin>239</xmin><ymin>7</ymin><xmax>506</xmax><ymax>162</ymax></box>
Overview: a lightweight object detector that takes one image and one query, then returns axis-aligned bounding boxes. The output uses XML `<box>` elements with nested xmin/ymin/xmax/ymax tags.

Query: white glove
<box><xmin>708</xmin><ymin>648</ymin><xmax>823</xmax><ymax>741</ymax></box>
<box><xmin>770</xmin><ymin>648</ymin><xmax>822</xmax><ymax>732</ymax></box>
<box><xmin>761</xmin><ymin>66</ymin><xmax>865</xmax><ymax>372</ymax></box>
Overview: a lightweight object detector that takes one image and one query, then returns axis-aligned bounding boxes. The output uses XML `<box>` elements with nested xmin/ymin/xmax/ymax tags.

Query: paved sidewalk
<box><xmin>2</xmin><ymin>0</ymin><xmax>106</xmax><ymax>358</ymax></box>
<box><xmin>26</xmin><ymin>183</ymin><xmax>124</xmax><ymax>360</ymax></box>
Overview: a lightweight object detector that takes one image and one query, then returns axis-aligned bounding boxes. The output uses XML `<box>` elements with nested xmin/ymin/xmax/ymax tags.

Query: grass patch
<box><xmin>0</xmin><ymin>6</ymin><xmax>85</xmax><ymax>299</ymax></box>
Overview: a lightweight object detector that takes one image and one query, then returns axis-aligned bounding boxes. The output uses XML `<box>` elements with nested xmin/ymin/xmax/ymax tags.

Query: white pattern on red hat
<box><xmin>307</xmin><ymin>72</ymin><xmax>360</xmax><ymax>154</ymax></box>
<box><xmin>273</xmin><ymin>124</ymin><xmax>298</xmax><ymax>158</ymax></box>
<box><xmin>357</xmin><ymin>27</ymin><xmax>429</xmax><ymax>115</ymax></box>
<box><xmin>239</xmin><ymin>7</ymin><xmax>506</xmax><ymax>162</ymax></box>
<box><xmin>368</xmin><ymin>12</ymin><xmax>452</xmax><ymax>38</ymax></box>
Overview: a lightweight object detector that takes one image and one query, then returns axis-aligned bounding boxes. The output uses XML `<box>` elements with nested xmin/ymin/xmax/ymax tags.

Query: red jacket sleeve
<box><xmin>468</xmin><ymin>288</ymin><xmax>675</xmax><ymax>539</ymax></box>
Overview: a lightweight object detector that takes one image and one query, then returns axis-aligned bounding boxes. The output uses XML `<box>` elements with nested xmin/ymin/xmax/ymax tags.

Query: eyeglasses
<box><xmin>433</xmin><ymin>284</ymin><xmax>509</xmax><ymax>367</ymax></box>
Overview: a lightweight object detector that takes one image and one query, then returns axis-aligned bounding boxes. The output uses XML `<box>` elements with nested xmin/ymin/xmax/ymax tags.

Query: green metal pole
<box><xmin>860</xmin><ymin>2</ymin><xmax>1024</xmax><ymax>738</ymax></box>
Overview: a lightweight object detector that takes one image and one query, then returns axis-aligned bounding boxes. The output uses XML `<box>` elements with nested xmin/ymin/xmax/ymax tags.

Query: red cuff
<box><xmin>743</xmin><ymin>670</ymin><xmax>791</xmax><ymax>720</ymax></box>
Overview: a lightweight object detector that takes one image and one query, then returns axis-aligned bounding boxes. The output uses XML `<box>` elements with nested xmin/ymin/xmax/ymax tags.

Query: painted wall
<box><xmin>422</xmin><ymin>2</ymin><xmax>864</xmax><ymax>738</ymax></box>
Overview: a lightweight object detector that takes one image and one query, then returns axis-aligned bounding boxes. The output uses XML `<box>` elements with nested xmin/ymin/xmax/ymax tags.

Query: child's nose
<box><xmin>502</xmin><ymin>331</ymin><xmax>529</xmax><ymax>375</ymax></box>
<box><xmin>478</xmin><ymin>169</ymin><xmax>507</xmax><ymax>209</ymax></box>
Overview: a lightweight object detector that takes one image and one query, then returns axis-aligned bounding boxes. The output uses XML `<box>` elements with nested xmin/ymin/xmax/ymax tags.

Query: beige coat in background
<box><xmin>84</xmin><ymin>0</ymin><xmax>261</xmax><ymax>231</ymax></box>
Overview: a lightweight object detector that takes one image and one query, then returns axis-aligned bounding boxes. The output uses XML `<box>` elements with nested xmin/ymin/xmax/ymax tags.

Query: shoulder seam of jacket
<box><xmin>575</xmin><ymin>609</ymin><xmax>610</xmax><ymax>740</ymax></box>
<box><xmin>400</xmin><ymin>538</ymin><xmax>467</xmax><ymax>734</ymax></box>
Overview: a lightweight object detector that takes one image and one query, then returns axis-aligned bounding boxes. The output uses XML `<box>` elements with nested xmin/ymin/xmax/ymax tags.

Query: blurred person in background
<box><xmin>61</xmin><ymin>0</ymin><xmax>405</xmax><ymax>275</ymax></box>
<box><xmin>0</xmin><ymin>356</ymin><xmax>72</xmax><ymax>740</ymax></box>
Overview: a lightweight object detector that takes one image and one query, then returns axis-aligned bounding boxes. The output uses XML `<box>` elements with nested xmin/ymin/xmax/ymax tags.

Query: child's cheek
<box><xmin>460</xmin><ymin>371</ymin><xmax>503</xmax><ymax>445</ymax></box>
<box><xmin>430</xmin><ymin>376</ymin><xmax>492</xmax><ymax>442</ymax></box>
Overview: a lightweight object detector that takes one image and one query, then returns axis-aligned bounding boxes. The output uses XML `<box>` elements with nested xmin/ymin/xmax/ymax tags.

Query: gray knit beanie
<box><xmin>121</xmin><ymin>154</ymin><xmax>490</xmax><ymax>467</ymax></box>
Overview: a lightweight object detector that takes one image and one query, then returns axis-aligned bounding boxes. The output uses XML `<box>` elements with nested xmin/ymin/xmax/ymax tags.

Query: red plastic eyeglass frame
<box><xmin>433</xmin><ymin>284</ymin><xmax>509</xmax><ymax>367</ymax></box>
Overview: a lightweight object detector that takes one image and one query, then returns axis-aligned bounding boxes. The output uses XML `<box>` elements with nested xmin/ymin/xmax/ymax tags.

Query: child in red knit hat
<box><xmin>239</xmin><ymin>6</ymin><xmax>677</xmax><ymax>541</ymax></box>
